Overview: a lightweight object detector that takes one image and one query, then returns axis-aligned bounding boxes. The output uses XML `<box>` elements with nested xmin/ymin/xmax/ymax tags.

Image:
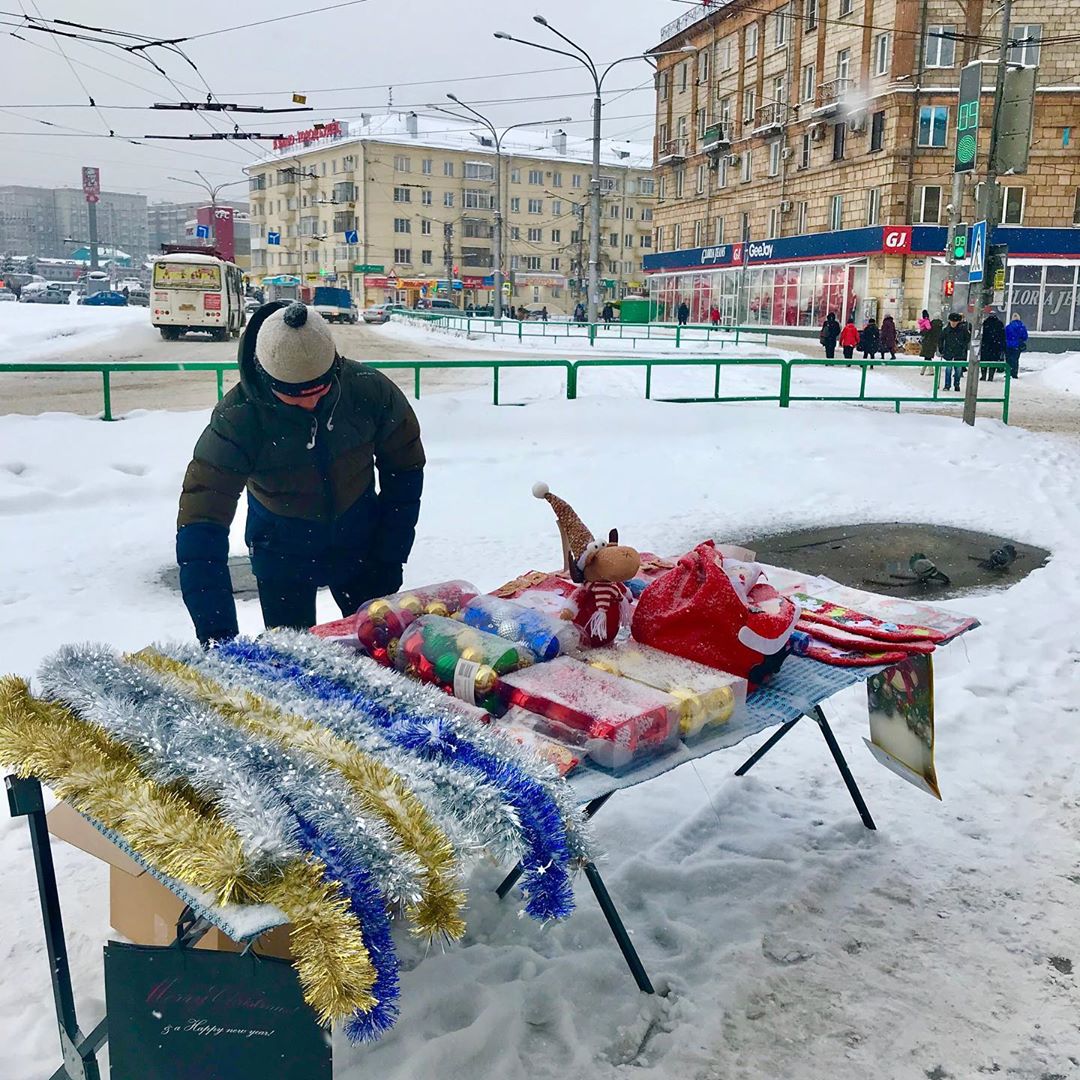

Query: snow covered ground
<box><xmin>1028</xmin><ymin>351</ymin><xmax>1080</xmax><ymax>396</ymax></box>
<box><xmin>0</xmin><ymin>302</ymin><xmax>155</xmax><ymax>363</ymax></box>
<box><xmin>1</xmin><ymin>387</ymin><xmax>1079</xmax><ymax>1079</ymax></box>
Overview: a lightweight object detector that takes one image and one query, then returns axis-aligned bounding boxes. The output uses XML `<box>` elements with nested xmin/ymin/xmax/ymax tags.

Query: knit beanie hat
<box><xmin>256</xmin><ymin>302</ymin><xmax>336</xmax><ymax>393</ymax></box>
<box><xmin>533</xmin><ymin>482</ymin><xmax>605</xmax><ymax>571</ymax></box>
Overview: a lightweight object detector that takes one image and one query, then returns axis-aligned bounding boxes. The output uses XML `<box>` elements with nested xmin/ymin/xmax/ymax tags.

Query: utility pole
<box><xmin>962</xmin><ymin>0</ymin><xmax>1012</xmax><ymax>426</ymax></box>
<box><xmin>587</xmin><ymin>91</ymin><xmax>603</xmax><ymax>324</ymax></box>
<box><xmin>443</xmin><ymin>221</ymin><xmax>455</xmax><ymax>308</ymax></box>
<box><xmin>576</xmin><ymin>201</ymin><xmax>586</xmax><ymax>306</ymax></box>
<box><xmin>87</xmin><ymin>201</ymin><xmax>100</xmax><ymax>271</ymax></box>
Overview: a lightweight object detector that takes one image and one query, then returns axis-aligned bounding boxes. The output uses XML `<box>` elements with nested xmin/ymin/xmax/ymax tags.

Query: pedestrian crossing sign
<box><xmin>968</xmin><ymin>220</ymin><xmax>986</xmax><ymax>284</ymax></box>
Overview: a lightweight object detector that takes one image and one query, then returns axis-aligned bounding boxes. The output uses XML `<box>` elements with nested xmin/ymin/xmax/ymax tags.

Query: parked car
<box><xmin>244</xmin><ymin>296</ymin><xmax>262</xmax><ymax>314</ymax></box>
<box><xmin>0</xmin><ymin>288</ymin><xmax>16</xmax><ymax>303</ymax></box>
<box><xmin>126</xmin><ymin>288</ymin><xmax>150</xmax><ymax>307</ymax></box>
<box><xmin>415</xmin><ymin>298</ymin><xmax>457</xmax><ymax>312</ymax></box>
<box><xmin>20</xmin><ymin>283</ymin><xmax>69</xmax><ymax>304</ymax></box>
<box><xmin>362</xmin><ymin>302</ymin><xmax>405</xmax><ymax>324</ymax></box>
<box><xmin>79</xmin><ymin>290</ymin><xmax>128</xmax><ymax>307</ymax></box>
<box><xmin>465</xmin><ymin>304</ymin><xmax>495</xmax><ymax>317</ymax></box>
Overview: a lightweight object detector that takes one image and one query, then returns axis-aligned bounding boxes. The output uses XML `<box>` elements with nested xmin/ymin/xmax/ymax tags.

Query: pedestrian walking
<box><xmin>878</xmin><ymin>315</ymin><xmax>898</xmax><ymax>360</ymax></box>
<box><xmin>917</xmin><ymin>309</ymin><xmax>932</xmax><ymax>333</ymax></box>
<box><xmin>920</xmin><ymin>317</ymin><xmax>943</xmax><ymax>377</ymax></box>
<box><xmin>601</xmin><ymin>301</ymin><xmax>615</xmax><ymax>325</ymax></box>
<box><xmin>709</xmin><ymin>305</ymin><xmax>721</xmax><ymax>327</ymax></box>
<box><xmin>859</xmin><ymin>317</ymin><xmax>880</xmax><ymax>362</ymax></box>
<box><xmin>939</xmin><ymin>312</ymin><xmax>970</xmax><ymax>391</ymax></box>
<box><xmin>176</xmin><ymin>301</ymin><xmax>425</xmax><ymax>643</ymax></box>
<box><xmin>676</xmin><ymin>300</ymin><xmax>690</xmax><ymax>326</ymax></box>
<box><xmin>819</xmin><ymin>312</ymin><xmax>841</xmax><ymax>359</ymax></box>
<box><xmin>919</xmin><ymin>310</ymin><xmax>935</xmax><ymax>374</ymax></box>
<box><xmin>839</xmin><ymin>317</ymin><xmax>860</xmax><ymax>361</ymax></box>
<box><xmin>980</xmin><ymin>311</ymin><xmax>1006</xmax><ymax>382</ymax></box>
<box><xmin>573</xmin><ymin>302</ymin><xmax>586</xmax><ymax>324</ymax></box>
<box><xmin>1004</xmin><ymin>314</ymin><xmax>1028</xmax><ymax>379</ymax></box>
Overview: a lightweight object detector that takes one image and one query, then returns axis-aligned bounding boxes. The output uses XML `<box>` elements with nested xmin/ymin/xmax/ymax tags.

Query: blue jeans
<box><xmin>943</xmin><ymin>365</ymin><xmax>964</xmax><ymax>389</ymax></box>
<box><xmin>1005</xmin><ymin>347</ymin><xmax>1021</xmax><ymax>378</ymax></box>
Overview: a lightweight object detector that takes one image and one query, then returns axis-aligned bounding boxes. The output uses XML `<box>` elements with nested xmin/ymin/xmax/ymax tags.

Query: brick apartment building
<box><xmin>645</xmin><ymin>0</ymin><xmax>1080</xmax><ymax>344</ymax></box>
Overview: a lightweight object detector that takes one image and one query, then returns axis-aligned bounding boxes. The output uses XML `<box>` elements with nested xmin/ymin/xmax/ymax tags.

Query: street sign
<box><xmin>968</xmin><ymin>219</ymin><xmax>986</xmax><ymax>283</ymax></box>
<box><xmin>195</xmin><ymin>224</ymin><xmax>210</xmax><ymax>239</ymax></box>
<box><xmin>955</xmin><ymin>62</ymin><xmax>982</xmax><ymax>173</ymax></box>
<box><xmin>993</xmin><ymin>65</ymin><xmax>1036</xmax><ymax>175</ymax></box>
<box><xmin>352</xmin><ymin>263</ymin><xmax>384</xmax><ymax>273</ymax></box>
<box><xmin>344</xmin><ymin>229</ymin><xmax>358</xmax><ymax>244</ymax></box>
<box><xmin>267</xmin><ymin>230</ymin><xmax>281</xmax><ymax>245</ymax></box>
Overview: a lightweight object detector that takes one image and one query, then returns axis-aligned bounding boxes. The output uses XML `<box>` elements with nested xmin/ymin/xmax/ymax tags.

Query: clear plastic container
<box><xmin>586</xmin><ymin>642</ymin><xmax>747</xmax><ymax>739</ymax></box>
<box><xmin>459</xmin><ymin>594</ymin><xmax>581</xmax><ymax>661</ymax></box>
<box><xmin>355</xmin><ymin>580</ymin><xmax>477</xmax><ymax>663</ymax></box>
<box><xmin>497</xmin><ymin>657</ymin><xmax>681</xmax><ymax>772</ymax></box>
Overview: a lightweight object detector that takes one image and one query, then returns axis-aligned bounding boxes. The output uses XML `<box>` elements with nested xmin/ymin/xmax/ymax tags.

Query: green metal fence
<box><xmin>0</xmin><ymin>357</ymin><xmax>1011</xmax><ymax>421</ymax></box>
<box><xmin>395</xmin><ymin>309</ymin><xmax>770</xmax><ymax>348</ymax></box>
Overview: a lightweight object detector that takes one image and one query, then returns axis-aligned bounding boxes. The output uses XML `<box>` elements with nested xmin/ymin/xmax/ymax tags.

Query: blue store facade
<box><xmin>642</xmin><ymin>226</ymin><xmax>1080</xmax><ymax>346</ymax></box>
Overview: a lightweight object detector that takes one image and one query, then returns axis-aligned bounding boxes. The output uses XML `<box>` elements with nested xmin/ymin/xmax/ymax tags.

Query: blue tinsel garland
<box><xmin>215</xmin><ymin>638</ymin><xmax>578</xmax><ymax>922</ymax></box>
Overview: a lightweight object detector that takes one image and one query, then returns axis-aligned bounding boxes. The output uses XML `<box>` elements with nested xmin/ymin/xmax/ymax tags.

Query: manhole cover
<box><xmin>743</xmin><ymin>522</ymin><xmax>1049</xmax><ymax>599</ymax></box>
<box><xmin>158</xmin><ymin>555</ymin><xmax>260</xmax><ymax>599</ymax></box>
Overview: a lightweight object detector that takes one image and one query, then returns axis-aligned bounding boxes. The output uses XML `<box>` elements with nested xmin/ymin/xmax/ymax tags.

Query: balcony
<box><xmin>752</xmin><ymin>102</ymin><xmax>790</xmax><ymax>133</ymax></box>
<box><xmin>657</xmin><ymin>137</ymin><xmax>688</xmax><ymax>164</ymax></box>
<box><xmin>701</xmin><ymin>123</ymin><xmax>732</xmax><ymax>153</ymax></box>
<box><xmin>814</xmin><ymin>78</ymin><xmax>854</xmax><ymax>115</ymax></box>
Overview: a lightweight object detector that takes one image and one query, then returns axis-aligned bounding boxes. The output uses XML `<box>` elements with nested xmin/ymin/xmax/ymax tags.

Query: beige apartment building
<box><xmin>645</xmin><ymin>0</ymin><xmax>1080</xmax><ymax>344</ymax></box>
<box><xmin>245</xmin><ymin>113</ymin><xmax>654</xmax><ymax>313</ymax></box>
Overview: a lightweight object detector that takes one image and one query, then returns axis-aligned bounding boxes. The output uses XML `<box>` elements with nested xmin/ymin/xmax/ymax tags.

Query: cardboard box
<box><xmin>48</xmin><ymin>802</ymin><xmax>292</xmax><ymax>959</ymax></box>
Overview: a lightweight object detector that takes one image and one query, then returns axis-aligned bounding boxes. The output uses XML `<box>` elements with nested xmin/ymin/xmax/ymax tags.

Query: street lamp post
<box><xmin>166</xmin><ymin>170</ymin><xmax>248</xmax><ymax>250</ymax></box>
<box><xmin>434</xmin><ymin>99</ymin><xmax>570</xmax><ymax>320</ymax></box>
<box><xmin>496</xmin><ymin>20</ymin><xmax>692</xmax><ymax>324</ymax></box>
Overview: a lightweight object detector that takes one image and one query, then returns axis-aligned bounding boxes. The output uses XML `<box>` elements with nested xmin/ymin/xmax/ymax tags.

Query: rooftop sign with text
<box><xmin>274</xmin><ymin>120</ymin><xmax>344</xmax><ymax>152</ymax></box>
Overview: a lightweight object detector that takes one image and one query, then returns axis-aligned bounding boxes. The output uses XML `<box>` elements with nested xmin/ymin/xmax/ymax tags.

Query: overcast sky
<box><xmin>0</xmin><ymin>0</ymin><xmax>677</xmax><ymax>203</ymax></box>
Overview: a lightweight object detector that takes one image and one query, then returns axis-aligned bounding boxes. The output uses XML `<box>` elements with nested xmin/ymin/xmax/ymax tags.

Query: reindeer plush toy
<box><xmin>532</xmin><ymin>482</ymin><xmax>641</xmax><ymax>647</ymax></box>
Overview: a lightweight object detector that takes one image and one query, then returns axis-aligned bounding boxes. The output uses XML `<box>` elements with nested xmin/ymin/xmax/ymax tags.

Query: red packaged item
<box><xmin>497</xmin><ymin>657</ymin><xmax>680</xmax><ymax>772</ymax></box>
<box><xmin>631</xmin><ymin>541</ymin><xmax>799</xmax><ymax>687</ymax></box>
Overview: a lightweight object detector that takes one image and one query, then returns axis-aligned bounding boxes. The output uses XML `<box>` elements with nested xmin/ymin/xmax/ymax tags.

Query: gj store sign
<box><xmin>643</xmin><ymin>226</ymin><xmax>914</xmax><ymax>273</ymax></box>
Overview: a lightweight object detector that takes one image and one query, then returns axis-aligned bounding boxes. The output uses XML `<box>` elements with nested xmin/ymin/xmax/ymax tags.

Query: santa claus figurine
<box><xmin>533</xmin><ymin>483</ymin><xmax>641</xmax><ymax>647</ymax></box>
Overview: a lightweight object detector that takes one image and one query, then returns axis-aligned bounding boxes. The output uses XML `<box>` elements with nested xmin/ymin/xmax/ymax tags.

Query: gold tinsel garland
<box><xmin>134</xmin><ymin>649</ymin><xmax>468</xmax><ymax>942</ymax></box>
<box><xmin>0</xmin><ymin>676</ymin><xmax>378</xmax><ymax>1025</ymax></box>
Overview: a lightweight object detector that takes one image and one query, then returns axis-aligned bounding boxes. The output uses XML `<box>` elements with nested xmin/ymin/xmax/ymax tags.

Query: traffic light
<box><xmin>952</xmin><ymin>231</ymin><xmax>968</xmax><ymax>261</ymax></box>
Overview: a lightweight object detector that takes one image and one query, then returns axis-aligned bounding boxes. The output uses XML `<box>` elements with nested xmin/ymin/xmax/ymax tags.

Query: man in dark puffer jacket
<box><xmin>177</xmin><ymin>300</ymin><xmax>425</xmax><ymax>644</ymax></box>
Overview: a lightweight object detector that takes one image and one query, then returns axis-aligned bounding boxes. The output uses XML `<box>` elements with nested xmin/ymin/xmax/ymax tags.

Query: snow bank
<box><xmin>1029</xmin><ymin>351</ymin><xmax>1080</xmax><ymax>395</ymax></box>
<box><xmin>0</xmin><ymin>398</ymin><xmax>1077</xmax><ymax>1079</ymax></box>
<box><xmin>0</xmin><ymin>303</ymin><xmax>155</xmax><ymax>363</ymax></box>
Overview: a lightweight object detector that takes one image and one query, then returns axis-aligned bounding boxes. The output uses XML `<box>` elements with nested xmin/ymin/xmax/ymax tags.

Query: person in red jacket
<box><xmin>839</xmin><ymin>316</ymin><xmax>860</xmax><ymax>361</ymax></box>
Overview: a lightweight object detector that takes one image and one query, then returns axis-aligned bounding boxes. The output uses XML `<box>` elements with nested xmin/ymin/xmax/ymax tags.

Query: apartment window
<box><xmin>719</xmin><ymin>95</ymin><xmax>732</xmax><ymax>127</ymax></box>
<box><xmin>870</xmin><ymin>110</ymin><xmax>885</xmax><ymax>151</ymax></box>
<box><xmin>464</xmin><ymin>161</ymin><xmax>495</xmax><ymax>181</ymax></box>
<box><xmin>421</xmin><ymin>190</ymin><xmax>433</xmax><ymax>205</ymax></box>
<box><xmin>421</xmin><ymin>219</ymin><xmax>432</xmax><ymax>235</ymax></box>
<box><xmin>741</xmin><ymin>212</ymin><xmax>751</xmax><ymax>241</ymax></box>
<box><xmin>393</xmin><ymin>186</ymin><xmax>411</xmax><ymax>203</ymax></box>
<box><xmin>829</xmin><ymin>194</ymin><xmax>843</xmax><ymax>230</ymax></box>
<box><xmin>658</xmin><ymin>176</ymin><xmax>667</xmax><ymax>201</ymax></box>
<box><xmin>510</xmin><ymin>255</ymin><xmax>521</xmax><ymax>270</ymax></box>
<box><xmin>697</xmin><ymin>48</ymin><xmax>710</xmax><ymax>84</ymax></box>
<box><xmin>918</xmin><ymin>105</ymin><xmax>949</xmax><ymax>147</ymax></box>
<box><xmin>420</xmin><ymin>158</ymin><xmax>432</xmax><ymax>176</ymax></box>
<box><xmin>866</xmin><ymin>187</ymin><xmax>881</xmax><ymax>225</ymax></box>
<box><xmin>659</xmin><ymin>70</ymin><xmax>670</xmax><ymax>101</ymax></box>
<box><xmin>572</xmin><ymin>174</ymin><xmax>582</xmax><ymax>188</ymax></box>
<box><xmin>839</xmin><ymin>0</ymin><xmax>852</xmax><ymax>15</ymax></box>
<box><xmin>393</xmin><ymin>218</ymin><xmax>411</xmax><ymax>233</ymax></box>
<box><xmin>768</xmin><ymin>207</ymin><xmax>781</xmax><ymax>238</ymax></box>
<box><xmin>718</xmin><ymin>154</ymin><xmax>729</xmax><ymax>187</ymax></box>
<box><xmin>837</xmin><ymin>49</ymin><xmax>851</xmax><ymax>82</ymax></box>
<box><xmin>552</xmin><ymin>199</ymin><xmax>563</xmax><ymax>215</ymax></box>
<box><xmin>924</xmin><ymin>24</ymin><xmax>956</xmax><ymax>67</ymax></box>
<box><xmin>464</xmin><ymin>189</ymin><xmax>495</xmax><ymax>210</ymax></box>
<box><xmin>775</xmin><ymin>5</ymin><xmax>790</xmax><ymax>47</ymax></box>
<box><xmin>915</xmin><ymin>185</ymin><xmax>942</xmax><ymax>223</ymax></box>
<box><xmin>833</xmin><ymin>122</ymin><xmax>846</xmax><ymax>160</ymax></box>
<box><xmin>444</xmin><ymin>192</ymin><xmax>454</xmax><ymax>207</ymax></box>
<box><xmin>713</xmin><ymin>218</ymin><xmax>725</xmax><ymax>244</ymax></box>
<box><xmin>672</xmin><ymin>223</ymin><xmax>681</xmax><ymax>248</ymax></box>
<box><xmin>656</xmin><ymin>226</ymin><xmax>665</xmax><ymax>251</ymax></box>
<box><xmin>697</xmin><ymin>107</ymin><xmax>709</xmax><ymax>139</ymax></box>
<box><xmin>421</xmin><ymin>250</ymin><xmax>433</xmax><ymax>265</ymax></box>
<box><xmin>550</xmin><ymin>257</ymin><xmax>561</xmax><ymax>271</ymax></box>
<box><xmin>625</xmin><ymin>206</ymin><xmax>634</xmax><ymax>219</ymax></box>
<box><xmin>642</xmin><ymin>207</ymin><xmax>653</xmax><ymax>221</ymax></box>
<box><xmin>802</xmin><ymin>63</ymin><xmax>816</xmax><ymax>102</ymax></box>
<box><xmin>1008</xmin><ymin>24</ymin><xmax>1041</xmax><ymax>66</ymax></box>
<box><xmin>639</xmin><ymin>178</ymin><xmax>655</xmax><ymax>196</ymax></box>
<box><xmin>805</xmin><ymin>0</ymin><xmax>818</xmax><ymax>31</ymax></box>
<box><xmin>743</xmin><ymin>88</ymin><xmax>756</xmax><ymax>122</ymax></box>
<box><xmin>525</xmin><ymin>256</ymin><xmax>541</xmax><ymax>271</ymax></box>
<box><xmin>1001</xmin><ymin>186</ymin><xmax>1025</xmax><ymax>224</ymax></box>
<box><xmin>528</xmin><ymin>169</ymin><xmax>544</xmax><ymax>185</ymax></box>
<box><xmin>675</xmin><ymin>168</ymin><xmax>685</xmax><ymax>198</ymax></box>
<box><xmin>679</xmin><ymin>60</ymin><xmax>690</xmax><ymax>92</ymax></box>
<box><xmin>552</xmin><ymin>171</ymin><xmax>563</xmax><ymax>188</ymax></box>
<box><xmin>716</xmin><ymin>36</ymin><xmax>733</xmax><ymax>71</ymax></box>
<box><xmin>659</xmin><ymin>121</ymin><xmax>669</xmax><ymax>150</ymax></box>
<box><xmin>741</xmin><ymin>150</ymin><xmax>752</xmax><ymax>183</ymax></box>
<box><xmin>443</xmin><ymin>161</ymin><xmax>454</xmax><ymax>177</ymax></box>
<box><xmin>528</xmin><ymin>198</ymin><xmax>543</xmax><ymax>214</ymax></box>
<box><xmin>694</xmin><ymin>220</ymin><xmax>704</xmax><ymax>247</ymax></box>
<box><xmin>510</xmin><ymin>197</ymin><xmax>520</xmax><ymax>213</ymax></box>
<box><xmin>641</xmin><ymin>234</ymin><xmax>653</xmax><ymax>249</ymax></box>
<box><xmin>527</xmin><ymin>227</ymin><xmax>542</xmax><ymax>242</ymax></box>
<box><xmin>800</xmin><ymin>131</ymin><xmax>811</xmax><ymax>169</ymax></box>
<box><xmin>394</xmin><ymin>155</ymin><xmax>411</xmax><ymax>172</ymax></box>
<box><xmin>746</xmin><ymin>23</ymin><xmax>759</xmax><ymax>59</ymax></box>
<box><xmin>769</xmin><ymin>140</ymin><xmax>782</xmax><ymax>176</ymax></box>
<box><xmin>697</xmin><ymin>163</ymin><xmax>707</xmax><ymax>192</ymax></box>
<box><xmin>551</xmin><ymin>228</ymin><xmax>561</xmax><ymax>243</ymax></box>
<box><xmin>774</xmin><ymin>75</ymin><xmax>787</xmax><ymax>108</ymax></box>
<box><xmin>874</xmin><ymin>33</ymin><xmax>890</xmax><ymax>76</ymax></box>
<box><xmin>510</xmin><ymin>226</ymin><xmax>520</xmax><ymax>240</ymax></box>
<box><xmin>393</xmin><ymin>247</ymin><xmax>411</xmax><ymax>264</ymax></box>
<box><xmin>796</xmin><ymin>201</ymin><xmax>808</xmax><ymax>233</ymax></box>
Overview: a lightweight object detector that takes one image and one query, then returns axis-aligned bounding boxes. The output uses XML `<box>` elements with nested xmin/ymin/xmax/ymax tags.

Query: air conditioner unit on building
<box><xmin>810</xmin><ymin>122</ymin><xmax>826</xmax><ymax>141</ymax></box>
<box><xmin>781</xmin><ymin>146</ymin><xmax>793</xmax><ymax>160</ymax></box>
<box><xmin>779</xmin><ymin>199</ymin><xmax>792</xmax><ymax>212</ymax></box>
<box><xmin>848</xmin><ymin>112</ymin><xmax>867</xmax><ymax>133</ymax></box>
<box><xmin>727</xmin><ymin>153</ymin><xmax>741</xmax><ymax>166</ymax></box>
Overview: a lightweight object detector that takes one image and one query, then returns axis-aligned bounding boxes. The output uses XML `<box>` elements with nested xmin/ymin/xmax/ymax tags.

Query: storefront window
<box><xmin>1043</xmin><ymin>264</ymin><xmax>1077</xmax><ymax>333</ymax></box>
<box><xmin>1008</xmin><ymin>265</ymin><xmax>1044</xmax><ymax>331</ymax></box>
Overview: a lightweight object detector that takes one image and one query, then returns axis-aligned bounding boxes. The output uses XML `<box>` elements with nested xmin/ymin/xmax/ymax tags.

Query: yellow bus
<box><xmin>151</xmin><ymin>252</ymin><xmax>245</xmax><ymax>341</ymax></box>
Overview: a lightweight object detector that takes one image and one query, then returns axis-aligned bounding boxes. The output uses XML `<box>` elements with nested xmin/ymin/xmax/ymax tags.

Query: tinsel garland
<box><xmin>134</xmin><ymin>647</ymin><xmax>467</xmax><ymax>943</ymax></box>
<box><xmin>0</xmin><ymin>677</ymin><xmax>380</xmax><ymax>1027</ymax></box>
<box><xmin>215</xmin><ymin>634</ymin><xmax>586</xmax><ymax>921</ymax></box>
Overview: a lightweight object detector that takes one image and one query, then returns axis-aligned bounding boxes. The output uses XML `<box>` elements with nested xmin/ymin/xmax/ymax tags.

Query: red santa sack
<box><xmin>631</xmin><ymin>541</ymin><xmax>800</xmax><ymax>687</ymax></box>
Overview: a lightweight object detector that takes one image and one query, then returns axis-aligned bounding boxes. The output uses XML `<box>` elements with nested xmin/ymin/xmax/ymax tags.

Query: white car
<box><xmin>362</xmin><ymin>303</ymin><xmax>404</xmax><ymax>324</ymax></box>
<box><xmin>0</xmin><ymin>288</ymin><xmax>16</xmax><ymax>302</ymax></box>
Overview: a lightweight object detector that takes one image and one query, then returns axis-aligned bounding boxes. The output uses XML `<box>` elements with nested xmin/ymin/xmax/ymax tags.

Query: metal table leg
<box><xmin>734</xmin><ymin>718</ymin><xmax>801</xmax><ymax>776</ymax></box>
<box><xmin>812</xmin><ymin>706</ymin><xmax>877</xmax><ymax>830</ymax></box>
